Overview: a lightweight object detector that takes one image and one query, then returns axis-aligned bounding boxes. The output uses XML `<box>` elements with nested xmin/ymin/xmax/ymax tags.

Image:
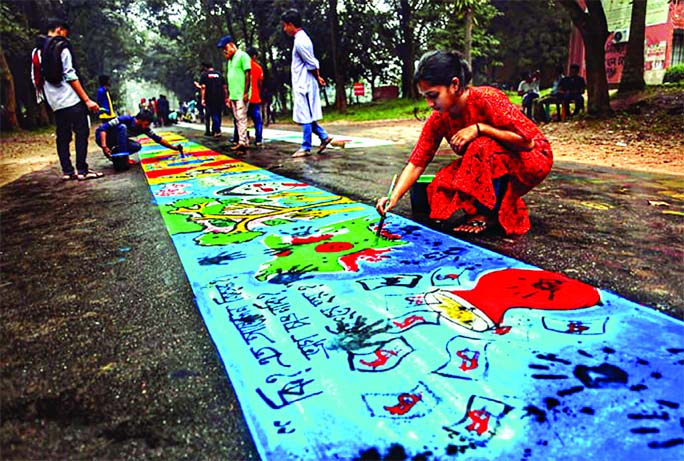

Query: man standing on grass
<box><xmin>217</xmin><ymin>35</ymin><xmax>251</xmax><ymax>155</ymax></box>
<box><xmin>280</xmin><ymin>9</ymin><xmax>333</xmax><ymax>158</ymax></box>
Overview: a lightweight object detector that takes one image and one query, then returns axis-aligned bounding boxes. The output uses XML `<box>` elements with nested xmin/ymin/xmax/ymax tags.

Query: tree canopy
<box><xmin>2</xmin><ymin>0</ymin><xmax>638</xmax><ymax>130</ymax></box>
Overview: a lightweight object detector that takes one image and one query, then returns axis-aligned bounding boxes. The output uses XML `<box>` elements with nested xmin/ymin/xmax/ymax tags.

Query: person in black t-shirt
<box><xmin>559</xmin><ymin>64</ymin><xmax>586</xmax><ymax>118</ymax></box>
<box><xmin>199</xmin><ymin>62</ymin><xmax>227</xmax><ymax>137</ymax></box>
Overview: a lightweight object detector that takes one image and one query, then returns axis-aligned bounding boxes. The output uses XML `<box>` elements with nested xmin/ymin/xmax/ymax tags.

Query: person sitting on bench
<box><xmin>537</xmin><ymin>66</ymin><xmax>564</xmax><ymax>122</ymax></box>
<box><xmin>559</xmin><ymin>64</ymin><xmax>586</xmax><ymax>119</ymax></box>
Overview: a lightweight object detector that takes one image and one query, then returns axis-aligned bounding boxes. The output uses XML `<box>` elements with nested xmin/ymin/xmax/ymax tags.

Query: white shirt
<box><xmin>290</xmin><ymin>30</ymin><xmax>322</xmax><ymax>123</ymax></box>
<box><xmin>43</xmin><ymin>47</ymin><xmax>81</xmax><ymax>112</ymax></box>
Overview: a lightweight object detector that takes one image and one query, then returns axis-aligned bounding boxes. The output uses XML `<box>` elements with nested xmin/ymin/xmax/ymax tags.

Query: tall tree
<box><xmin>429</xmin><ymin>0</ymin><xmax>501</xmax><ymax>83</ymax></box>
<box><xmin>0</xmin><ymin>42</ymin><xmax>19</xmax><ymax>130</ymax></box>
<box><xmin>489</xmin><ymin>0</ymin><xmax>570</xmax><ymax>87</ymax></box>
<box><xmin>557</xmin><ymin>0</ymin><xmax>613</xmax><ymax>116</ymax></box>
<box><xmin>328</xmin><ymin>0</ymin><xmax>346</xmax><ymax>112</ymax></box>
<box><xmin>397</xmin><ymin>0</ymin><xmax>417</xmax><ymax>99</ymax></box>
<box><xmin>455</xmin><ymin>0</ymin><xmax>476</xmax><ymax>68</ymax></box>
<box><xmin>618</xmin><ymin>0</ymin><xmax>647</xmax><ymax>93</ymax></box>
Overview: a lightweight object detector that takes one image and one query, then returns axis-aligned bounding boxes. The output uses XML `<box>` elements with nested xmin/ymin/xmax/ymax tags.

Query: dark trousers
<box><xmin>54</xmin><ymin>102</ymin><xmax>90</xmax><ymax>174</ymax></box>
<box><xmin>97</xmin><ymin>125</ymin><xmax>142</xmax><ymax>155</ymax></box>
<box><xmin>206</xmin><ymin>106</ymin><xmax>222</xmax><ymax>134</ymax></box>
<box><xmin>563</xmin><ymin>94</ymin><xmax>584</xmax><ymax>117</ymax></box>
<box><xmin>248</xmin><ymin>103</ymin><xmax>263</xmax><ymax>142</ymax></box>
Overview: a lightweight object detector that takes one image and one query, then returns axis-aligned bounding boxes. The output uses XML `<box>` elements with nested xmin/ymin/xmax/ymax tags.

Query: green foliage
<box><xmin>2</xmin><ymin>0</ymin><xmax>579</xmax><ymax>128</ymax></box>
<box><xmin>0</xmin><ymin>3</ymin><xmax>35</xmax><ymax>55</ymax></box>
<box><xmin>663</xmin><ymin>64</ymin><xmax>684</xmax><ymax>83</ymax></box>
<box><xmin>427</xmin><ymin>0</ymin><xmax>502</xmax><ymax>64</ymax></box>
<box><xmin>322</xmin><ymin>98</ymin><xmax>431</xmax><ymax>122</ymax></box>
<box><xmin>488</xmin><ymin>0</ymin><xmax>571</xmax><ymax>87</ymax></box>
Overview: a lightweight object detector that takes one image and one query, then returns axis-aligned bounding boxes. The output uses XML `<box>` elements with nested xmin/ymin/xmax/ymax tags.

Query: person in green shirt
<box><xmin>217</xmin><ymin>35</ymin><xmax>251</xmax><ymax>154</ymax></box>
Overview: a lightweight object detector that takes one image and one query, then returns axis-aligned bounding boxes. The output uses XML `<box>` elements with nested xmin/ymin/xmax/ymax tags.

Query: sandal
<box><xmin>292</xmin><ymin>149</ymin><xmax>311</xmax><ymax>158</ymax></box>
<box><xmin>61</xmin><ymin>173</ymin><xmax>78</xmax><ymax>181</ymax></box>
<box><xmin>317</xmin><ymin>137</ymin><xmax>334</xmax><ymax>154</ymax></box>
<box><xmin>453</xmin><ymin>215</ymin><xmax>493</xmax><ymax>235</ymax></box>
<box><xmin>77</xmin><ymin>170</ymin><xmax>104</xmax><ymax>180</ymax></box>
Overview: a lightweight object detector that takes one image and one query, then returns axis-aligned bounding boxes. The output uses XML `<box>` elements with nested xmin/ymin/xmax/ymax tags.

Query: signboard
<box><xmin>353</xmin><ymin>82</ymin><xmax>365</xmax><ymax>97</ymax></box>
<box><xmin>601</xmin><ymin>0</ymin><xmax>670</xmax><ymax>31</ymax></box>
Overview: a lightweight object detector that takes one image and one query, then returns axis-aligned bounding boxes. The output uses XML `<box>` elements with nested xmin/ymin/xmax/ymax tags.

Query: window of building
<box><xmin>672</xmin><ymin>30</ymin><xmax>684</xmax><ymax>66</ymax></box>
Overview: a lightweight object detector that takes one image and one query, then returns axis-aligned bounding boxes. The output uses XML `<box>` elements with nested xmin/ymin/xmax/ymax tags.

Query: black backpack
<box><xmin>41</xmin><ymin>36</ymin><xmax>70</xmax><ymax>84</ymax></box>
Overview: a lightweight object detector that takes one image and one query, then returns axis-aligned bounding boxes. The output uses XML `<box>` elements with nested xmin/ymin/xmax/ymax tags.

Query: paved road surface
<box><xmin>1</xmin><ymin>124</ymin><xmax>681</xmax><ymax>459</ymax></box>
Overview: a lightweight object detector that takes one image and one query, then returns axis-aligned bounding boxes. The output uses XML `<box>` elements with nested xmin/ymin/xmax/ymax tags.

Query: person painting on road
<box><xmin>376</xmin><ymin>50</ymin><xmax>553</xmax><ymax>236</ymax></box>
<box><xmin>95</xmin><ymin>110</ymin><xmax>183</xmax><ymax>167</ymax></box>
<box><xmin>280</xmin><ymin>8</ymin><xmax>333</xmax><ymax>158</ymax></box>
<box><xmin>217</xmin><ymin>35</ymin><xmax>251</xmax><ymax>154</ymax></box>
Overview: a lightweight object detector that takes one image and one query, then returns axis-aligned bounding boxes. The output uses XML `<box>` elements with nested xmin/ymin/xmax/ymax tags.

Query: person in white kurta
<box><xmin>281</xmin><ymin>9</ymin><xmax>334</xmax><ymax>157</ymax></box>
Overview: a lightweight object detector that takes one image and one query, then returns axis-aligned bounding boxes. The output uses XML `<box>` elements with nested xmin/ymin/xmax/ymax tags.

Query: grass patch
<box><xmin>322</xmin><ymin>98</ymin><xmax>430</xmax><ymax>122</ymax></box>
<box><xmin>320</xmin><ymin>88</ymin><xmax>530</xmax><ymax>122</ymax></box>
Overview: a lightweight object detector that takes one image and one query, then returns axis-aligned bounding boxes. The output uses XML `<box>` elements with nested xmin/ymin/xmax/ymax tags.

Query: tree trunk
<box><xmin>399</xmin><ymin>0</ymin><xmax>415</xmax><ymax>99</ymax></box>
<box><xmin>0</xmin><ymin>44</ymin><xmax>20</xmax><ymax>131</ymax></box>
<box><xmin>618</xmin><ymin>0</ymin><xmax>647</xmax><ymax>94</ymax></box>
<box><xmin>328</xmin><ymin>0</ymin><xmax>347</xmax><ymax>112</ymax></box>
<box><xmin>558</xmin><ymin>0</ymin><xmax>613</xmax><ymax>117</ymax></box>
<box><xmin>464</xmin><ymin>6</ymin><xmax>473</xmax><ymax>70</ymax></box>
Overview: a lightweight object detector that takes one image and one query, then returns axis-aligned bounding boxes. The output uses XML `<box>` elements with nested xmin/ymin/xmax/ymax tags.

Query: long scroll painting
<box><xmin>138</xmin><ymin>134</ymin><xmax>684</xmax><ymax>461</ymax></box>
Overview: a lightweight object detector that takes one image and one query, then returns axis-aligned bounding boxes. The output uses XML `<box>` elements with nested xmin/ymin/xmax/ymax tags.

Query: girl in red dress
<box><xmin>376</xmin><ymin>51</ymin><xmax>553</xmax><ymax>235</ymax></box>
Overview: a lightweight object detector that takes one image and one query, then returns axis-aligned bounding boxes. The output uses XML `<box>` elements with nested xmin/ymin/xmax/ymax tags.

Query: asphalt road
<box><xmin>1</xmin><ymin>123</ymin><xmax>681</xmax><ymax>460</ymax></box>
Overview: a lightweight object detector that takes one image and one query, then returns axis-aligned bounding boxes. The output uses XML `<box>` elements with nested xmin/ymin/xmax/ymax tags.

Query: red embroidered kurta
<box><xmin>409</xmin><ymin>86</ymin><xmax>553</xmax><ymax>235</ymax></box>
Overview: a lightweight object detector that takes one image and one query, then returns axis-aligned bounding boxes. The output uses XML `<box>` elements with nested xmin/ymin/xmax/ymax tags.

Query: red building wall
<box><xmin>568</xmin><ymin>0</ymin><xmax>684</xmax><ymax>84</ymax></box>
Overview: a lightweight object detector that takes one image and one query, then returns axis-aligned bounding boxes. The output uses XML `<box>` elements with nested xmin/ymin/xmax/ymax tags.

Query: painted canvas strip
<box><xmin>139</xmin><ymin>134</ymin><xmax>684</xmax><ymax>461</ymax></box>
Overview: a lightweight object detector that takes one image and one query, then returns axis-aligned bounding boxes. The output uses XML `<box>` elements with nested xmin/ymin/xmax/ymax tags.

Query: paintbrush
<box><xmin>376</xmin><ymin>173</ymin><xmax>398</xmax><ymax>238</ymax></box>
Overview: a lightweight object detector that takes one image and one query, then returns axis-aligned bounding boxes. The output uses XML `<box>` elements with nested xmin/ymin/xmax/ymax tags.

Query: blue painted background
<box><xmin>139</xmin><ymin>135</ymin><xmax>684</xmax><ymax>461</ymax></box>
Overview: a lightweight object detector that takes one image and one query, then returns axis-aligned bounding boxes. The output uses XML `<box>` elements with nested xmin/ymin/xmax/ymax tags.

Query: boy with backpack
<box><xmin>31</xmin><ymin>18</ymin><xmax>102</xmax><ymax>180</ymax></box>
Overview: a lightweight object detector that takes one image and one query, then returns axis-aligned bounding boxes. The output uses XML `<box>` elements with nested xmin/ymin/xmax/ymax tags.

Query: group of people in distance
<box><xmin>519</xmin><ymin>64</ymin><xmax>587</xmax><ymax>123</ymax></box>
<box><xmin>203</xmin><ymin>9</ymin><xmax>333</xmax><ymax>157</ymax></box>
<box><xmin>33</xmin><ymin>8</ymin><xmax>568</xmax><ymax>236</ymax></box>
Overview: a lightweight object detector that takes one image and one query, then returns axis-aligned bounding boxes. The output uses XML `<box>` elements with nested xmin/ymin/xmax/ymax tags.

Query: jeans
<box><xmin>54</xmin><ymin>102</ymin><xmax>90</xmax><ymax>175</ymax></box>
<box><xmin>248</xmin><ymin>103</ymin><xmax>263</xmax><ymax>142</ymax></box>
<box><xmin>206</xmin><ymin>107</ymin><xmax>222</xmax><ymax>134</ymax></box>
<box><xmin>522</xmin><ymin>92</ymin><xmax>539</xmax><ymax>119</ymax></box>
<box><xmin>97</xmin><ymin>125</ymin><xmax>142</xmax><ymax>155</ymax></box>
<box><xmin>301</xmin><ymin>121</ymin><xmax>329</xmax><ymax>151</ymax></box>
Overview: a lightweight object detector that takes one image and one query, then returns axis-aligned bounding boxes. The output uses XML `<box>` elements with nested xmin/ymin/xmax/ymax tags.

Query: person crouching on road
<box><xmin>95</xmin><ymin>110</ymin><xmax>183</xmax><ymax>168</ymax></box>
<box><xmin>375</xmin><ymin>50</ymin><xmax>553</xmax><ymax>236</ymax></box>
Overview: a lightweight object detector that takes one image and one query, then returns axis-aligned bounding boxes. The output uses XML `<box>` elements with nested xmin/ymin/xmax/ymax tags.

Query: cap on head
<box><xmin>216</xmin><ymin>35</ymin><xmax>233</xmax><ymax>48</ymax></box>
